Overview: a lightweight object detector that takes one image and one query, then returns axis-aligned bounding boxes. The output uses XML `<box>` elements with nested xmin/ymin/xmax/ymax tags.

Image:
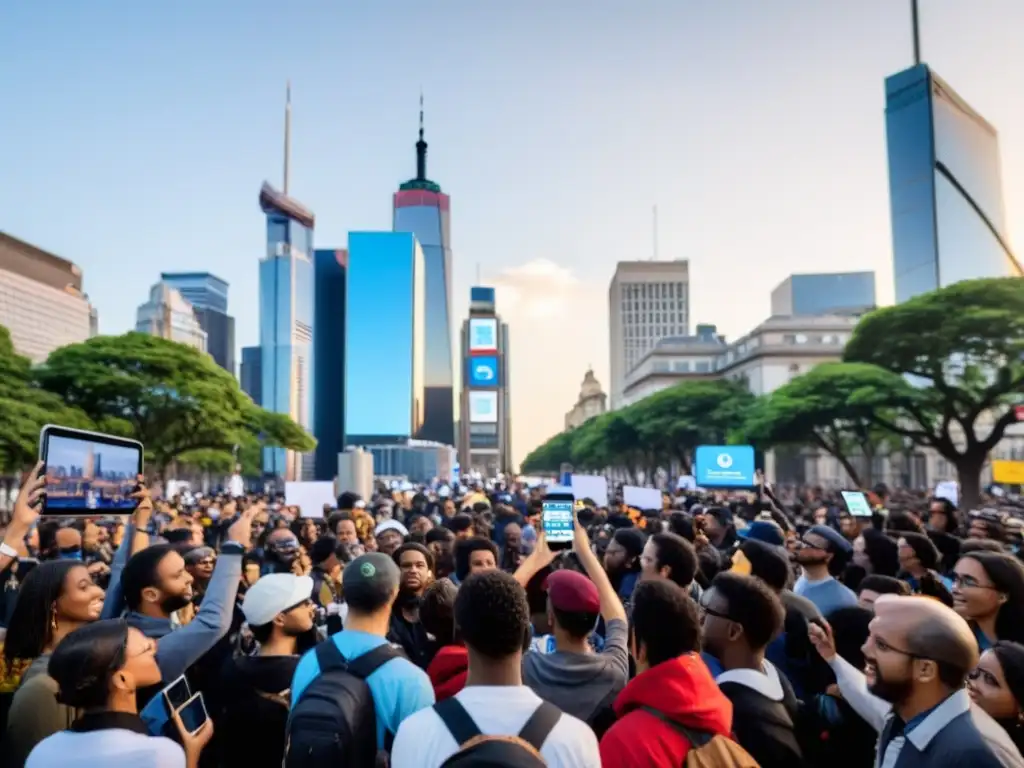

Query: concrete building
<box><xmin>135</xmin><ymin>281</ymin><xmax>208</xmax><ymax>352</ymax></box>
<box><xmin>770</xmin><ymin>272</ymin><xmax>876</xmax><ymax>317</ymax></box>
<box><xmin>608</xmin><ymin>260</ymin><xmax>689</xmax><ymax>409</ymax></box>
<box><xmin>564</xmin><ymin>370</ymin><xmax>608</xmax><ymax>431</ymax></box>
<box><xmin>0</xmin><ymin>232</ymin><xmax>94</xmax><ymax>362</ymax></box>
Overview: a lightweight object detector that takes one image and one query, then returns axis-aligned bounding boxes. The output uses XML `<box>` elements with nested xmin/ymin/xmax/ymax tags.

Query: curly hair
<box><xmin>454</xmin><ymin>570</ymin><xmax>530</xmax><ymax>659</ymax></box>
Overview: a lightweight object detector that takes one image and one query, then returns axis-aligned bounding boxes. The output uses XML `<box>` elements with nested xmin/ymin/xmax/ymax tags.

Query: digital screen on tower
<box><xmin>469</xmin><ymin>318</ymin><xmax>498</xmax><ymax>353</ymax></box>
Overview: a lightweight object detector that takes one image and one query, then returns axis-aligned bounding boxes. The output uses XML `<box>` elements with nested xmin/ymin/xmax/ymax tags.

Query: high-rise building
<box><xmin>392</xmin><ymin>97</ymin><xmax>455</xmax><ymax>447</ymax></box>
<box><xmin>312</xmin><ymin>248</ymin><xmax>347</xmax><ymax>481</ymax></box>
<box><xmin>0</xmin><ymin>232</ymin><xmax>94</xmax><ymax>362</ymax></box>
<box><xmin>135</xmin><ymin>281</ymin><xmax>208</xmax><ymax>351</ymax></box>
<box><xmin>160</xmin><ymin>272</ymin><xmax>236</xmax><ymax>374</ymax></box>
<box><xmin>458</xmin><ymin>287</ymin><xmax>511</xmax><ymax>476</ymax></box>
<box><xmin>345</xmin><ymin>231</ymin><xmax>425</xmax><ymax>445</ymax></box>
<box><xmin>608</xmin><ymin>260</ymin><xmax>689</xmax><ymax>409</ymax></box>
<box><xmin>258</xmin><ymin>84</ymin><xmax>315</xmax><ymax>480</ymax></box>
<box><xmin>770</xmin><ymin>272</ymin><xmax>876</xmax><ymax>317</ymax></box>
<box><xmin>240</xmin><ymin>345</ymin><xmax>262</xmax><ymax>404</ymax></box>
<box><xmin>885</xmin><ymin>63</ymin><xmax>1022</xmax><ymax>303</ymax></box>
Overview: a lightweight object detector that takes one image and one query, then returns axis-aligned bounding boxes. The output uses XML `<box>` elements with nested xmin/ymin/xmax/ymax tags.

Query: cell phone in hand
<box><xmin>177</xmin><ymin>692</ymin><xmax>209</xmax><ymax>736</ymax></box>
<box><xmin>161</xmin><ymin>675</ymin><xmax>191</xmax><ymax>714</ymax></box>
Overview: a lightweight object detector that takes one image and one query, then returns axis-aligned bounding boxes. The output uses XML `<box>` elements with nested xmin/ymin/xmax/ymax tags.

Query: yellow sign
<box><xmin>993</xmin><ymin>460</ymin><xmax>1024</xmax><ymax>485</ymax></box>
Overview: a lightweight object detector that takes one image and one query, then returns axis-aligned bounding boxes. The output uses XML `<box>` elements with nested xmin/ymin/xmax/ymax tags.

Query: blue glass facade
<box><xmin>772</xmin><ymin>272</ymin><xmax>876</xmax><ymax>316</ymax></box>
<box><xmin>259</xmin><ymin>184</ymin><xmax>315</xmax><ymax>479</ymax></box>
<box><xmin>394</xmin><ymin>193</ymin><xmax>454</xmax><ymax>446</ymax></box>
<box><xmin>240</xmin><ymin>345</ymin><xmax>262</xmax><ymax>404</ymax></box>
<box><xmin>885</xmin><ymin>64</ymin><xmax>1021</xmax><ymax>304</ymax></box>
<box><xmin>345</xmin><ymin>232</ymin><xmax>425</xmax><ymax>443</ymax></box>
<box><xmin>313</xmin><ymin>249</ymin><xmax>347</xmax><ymax>481</ymax></box>
<box><xmin>161</xmin><ymin>273</ymin><xmax>235</xmax><ymax>373</ymax></box>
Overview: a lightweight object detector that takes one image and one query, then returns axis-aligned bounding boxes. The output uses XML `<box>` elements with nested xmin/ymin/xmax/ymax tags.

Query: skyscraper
<box><xmin>885</xmin><ymin>63</ymin><xmax>1022</xmax><ymax>303</ymax></box>
<box><xmin>608</xmin><ymin>260</ymin><xmax>690</xmax><ymax>409</ymax></box>
<box><xmin>313</xmin><ymin>248</ymin><xmax>347</xmax><ymax>481</ymax></box>
<box><xmin>344</xmin><ymin>231</ymin><xmax>425</xmax><ymax>445</ymax></box>
<box><xmin>770</xmin><ymin>272</ymin><xmax>876</xmax><ymax>317</ymax></box>
<box><xmin>240</xmin><ymin>345</ymin><xmax>262</xmax><ymax>404</ymax></box>
<box><xmin>259</xmin><ymin>84</ymin><xmax>315</xmax><ymax>480</ymax></box>
<box><xmin>135</xmin><ymin>281</ymin><xmax>208</xmax><ymax>352</ymax></box>
<box><xmin>392</xmin><ymin>97</ymin><xmax>455</xmax><ymax>447</ymax></box>
<box><xmin>160</xmin><ymin>272</ymin><xmax>236</xmax><ymax>374</ymax></box>
<box><xmin>458</xmin><ymin>287</ymin><xmax>511</xmax><ymax>476</ymax></box>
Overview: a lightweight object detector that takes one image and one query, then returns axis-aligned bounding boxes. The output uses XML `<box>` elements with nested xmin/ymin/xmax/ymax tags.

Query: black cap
<box><xmin>342</xmin><ymin>553</ymin><xmax>400</xmax><ymax>613</ymax></box>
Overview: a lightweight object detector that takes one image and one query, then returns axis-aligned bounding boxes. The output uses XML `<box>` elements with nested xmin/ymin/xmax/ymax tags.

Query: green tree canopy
<box><xmin>843</xmin><ymin>277</ymin><xmax>1024</xmax><ymax>508</ymax></box>
<box><xmin>741</xmin><ymin>362</ymin><xmax>912</xmax><ymax>487</ymax></box>
<box><xmin>34</xmin><ymin>332</ymin><xmax>314</xmax><ymax>478</ymax></box>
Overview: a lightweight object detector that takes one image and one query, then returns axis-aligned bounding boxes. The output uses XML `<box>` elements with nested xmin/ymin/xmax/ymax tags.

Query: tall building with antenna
<box><xmin>258</xmin><ymin>82</ymin><xmax>316</xmax><ymax>480</ymax></box>
<box><xmin>885</xmin><ymin>0</ymin><xmax>1022</xmax><ymax>304</ymax></box>
<box><xmin>392</xmin><ymin>96</ymin><xmax>456</xmax><ymax>448</ymax></box>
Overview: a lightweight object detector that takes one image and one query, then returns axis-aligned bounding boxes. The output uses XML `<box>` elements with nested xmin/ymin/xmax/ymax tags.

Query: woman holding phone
<box><xmin>24</xmin><ymin>619</ymin><xmax>212</xmax><ymax>768</ymax></box>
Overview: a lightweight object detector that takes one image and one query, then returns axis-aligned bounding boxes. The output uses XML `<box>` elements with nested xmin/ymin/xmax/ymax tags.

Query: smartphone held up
<box><xmin>542</xmin><ymin>488</ymin><xmax>575</xmax><ymax>551</ymax></box>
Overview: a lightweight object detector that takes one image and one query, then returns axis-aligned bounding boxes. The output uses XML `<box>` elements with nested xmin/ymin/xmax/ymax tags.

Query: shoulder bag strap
<box><xmin>639</xmin><ymin>705</ymin><xmax>712</xmax><ymax>747</ymax></box>
<box><xmin>346</xmin><ymin>642</ymin><xmax>402</xmax><ymax>680</ymax></box>
<box><xmin>517</xmin><ymin>702</ymin><xmax>562</xmax><ymax>751</ymax></box>
<box><xmin>433</xmin><ymin>696</ymin><xmax>482</xmax><ymax>747</ymax></box>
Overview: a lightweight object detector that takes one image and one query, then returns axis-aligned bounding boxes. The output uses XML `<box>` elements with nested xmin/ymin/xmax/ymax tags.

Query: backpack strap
<box><xmin>517</xmin><ymin>702</ymin><xmax>562</xmax><ymax>751</ymax></box>
<box><xmin>315</xmin><ymin>638</ymin><xmax>348</xmax><ymax>673</ymax></box>
<box><xmin>434</xmin><ymin>696</ymin><xmax>482</xmax><ymax>747</ymax></box>
<box><xmin>639</xmin><ymin>706</ymin><xmax>712</xmax><ymax>747</ymax></box>
<box><xmin>347</xmin><ymin>643</ymin><xmax>403</xmax><ymax>680</ymax></box>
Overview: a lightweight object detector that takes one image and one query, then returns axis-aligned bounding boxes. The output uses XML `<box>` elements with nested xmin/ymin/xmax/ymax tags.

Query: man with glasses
<box><xmin>810</xmin><ymin>594</ymin><xmax>1024</xmax><ymax>767</ymax></box>
<box><xmin>793</xmin><ymin>525</ymin><xmax>857</xmax><ymax>616</ymax></box>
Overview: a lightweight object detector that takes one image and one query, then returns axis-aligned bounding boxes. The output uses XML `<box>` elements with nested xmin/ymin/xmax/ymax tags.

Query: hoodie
<box><xmin>716</xmin><ymin>659</ymin><xmax>804</xmax><ymax>767</ymax></box>
<box><xmin>426</xmin><ymin>645</ymin><xmax>468</xmax><ymax>702</ymax></box>
<box><xmin>216</xmin><ymin>654</ymin><xmax>299</xmax><ymax>768</ymax></box>
<box><xmin>600</xmin><ymin>653</ymin><xmax>733</xmax><ymax>768</ymax></box>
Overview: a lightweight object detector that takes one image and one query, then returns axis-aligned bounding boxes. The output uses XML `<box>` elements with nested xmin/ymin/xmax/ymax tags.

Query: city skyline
<box><xmin>6</xmin><ymin>2</ymin><xmax>1024</xmax><ymax>462</ymax></box>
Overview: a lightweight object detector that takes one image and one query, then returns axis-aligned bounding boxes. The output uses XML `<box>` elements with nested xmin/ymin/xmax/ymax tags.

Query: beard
<box><xmin>867</xmin><ymin>663</ymin><xmax>913</xmax><ymax>704</ymax></box>
<box><xmin>161</xmin><ymin>593</ymin><xmax>193</xmax><ymax>614</ymax></box>
<box><xmin>796</xmin><ymin>554</ymin><xmax>830</xmax><ymax>567</ymax></box>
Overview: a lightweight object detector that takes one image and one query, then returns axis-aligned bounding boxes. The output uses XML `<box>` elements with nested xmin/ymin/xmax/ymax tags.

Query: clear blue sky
<box><xmin>3</xmin><ymin>1</ymin><xmax>1024</xmax><ymax>462</ymax></box>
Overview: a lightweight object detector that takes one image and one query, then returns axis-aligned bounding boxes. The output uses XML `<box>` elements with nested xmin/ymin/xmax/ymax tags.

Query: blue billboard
<box><xmin>695</xmin><ymin>445</ymin><xmax>756</xmax><ymax>488</ymax></box>
<box><xmin>467</xmin><ymin>355</ymin><xmax>498</xmax><ymax>388</ymax></box>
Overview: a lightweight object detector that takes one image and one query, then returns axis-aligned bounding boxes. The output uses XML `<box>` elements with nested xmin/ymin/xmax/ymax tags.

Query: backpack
<box><xmin>285</xmin><ymin>640</ymin><xmax>402</xmax><ymax>768</ymax></box>
<box><xmin>640</xmin><ymin>706</ymin><xmax>760</xmax><ymax>768</ymax></box>
<box><xmin>435</xmin><ymin>696</ymin><xmax>562</xmax><ymax>767</ymax></box>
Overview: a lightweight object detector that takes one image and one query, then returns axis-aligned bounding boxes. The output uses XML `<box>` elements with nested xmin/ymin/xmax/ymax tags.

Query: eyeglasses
<box><xmin>951</xmin><ymin>574</ymin><xmax>998</xmax><ymax>590</ymax></box>
<box><xmin>967</xmin><ymin>667</ymin><xmax>1000</xmax><ymax>687</ymax></box>
<box><xmin>699</xmin><ymin>603</ymin><xmax>736</xmax><ymax>622</ymax></box>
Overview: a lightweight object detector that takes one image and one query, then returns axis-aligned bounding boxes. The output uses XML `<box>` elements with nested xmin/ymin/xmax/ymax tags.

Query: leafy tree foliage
<box><xmin>843</xmin><ymin>277</ymin><xmax>1024</xmax><ymax>509</ymax></box>
<box><xmin>34</xmin><ymin>332</ymin><xmax>314</xmax><ymax>478</ymax></box>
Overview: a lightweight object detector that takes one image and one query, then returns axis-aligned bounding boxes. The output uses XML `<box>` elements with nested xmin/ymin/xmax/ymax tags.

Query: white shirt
<box><xmin>26</xmin><ymin>729</ymin><xmax>185</xmax><ymax>768</ymax></box>
<box><xmin>391</xmin><ymin>685</ymin><xmax>601</xmax><ymax>768</ymax></box>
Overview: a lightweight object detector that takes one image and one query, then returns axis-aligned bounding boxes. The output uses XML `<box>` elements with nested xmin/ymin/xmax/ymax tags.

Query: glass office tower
<box><xmin>259</xmin><ymin>182</ymin><xmax>315</xmax><ymax>480</ymax></box>
<box><xmin>771</xmin><ymin>272</ymin><xmax>876</xmax><ymax>316</ymax></box>
<box><xmin>393</xmin><ymin>110</ymin><xmax>455</xmax><ymax>447</ymax></box>
<box><xmin>345</xmin><ymin>231</ymin><xmax>425</xmax><ymax>445</ymax></box>
<box><xmin>885</xmin><ymin>64</ymin><xmax>1022</xmax><ymax>304</ymax></box>
<box><xmin>240</xmin><ymin>345</ymin><xmax>262</xmax><ymax>404</ymax></box>
<box><xmin>160</xmin><ymin>272</ymin><xmax>235</xmax><ymax>374</ymax></box>
<box><xmin>312</xmin><ymin>248</ymin><xmax>347</xmax><ymax>481</ymax></box>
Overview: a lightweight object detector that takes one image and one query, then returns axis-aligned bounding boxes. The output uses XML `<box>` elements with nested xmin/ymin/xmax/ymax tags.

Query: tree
<box><xmin>0</xmin><ymin>326</ymin><xmax>93</xmax><ymax>473</ymax></box>
<box><xmin>742</xmin><ymin>362</ymin><xmax>911</xmax><ymax>487</ymax></box>
<box><xmin>35</xmin><ymin>332</ymin><xmax>314</xmax><ymax>479</ymax></box>
<box><xmin>843</xmin><ymin>277</ymin><xmax>1024</xmax><ymax>509</ymax></box>
<box><xmin>520</xmin><ymin>429</ymin><xmax>574</xmax><ymax>474</ymax></box>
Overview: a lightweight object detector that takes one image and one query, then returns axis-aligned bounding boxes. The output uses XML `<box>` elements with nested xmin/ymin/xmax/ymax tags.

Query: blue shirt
<box><xmin>290</xmin><ymin>630</ymin><xmax>435</xmax><ymax>749</ymax></box>
<box><xmin>794</xmin><ymin>576</ymin><xmax>857</xmax><ymax>617</ymax></box>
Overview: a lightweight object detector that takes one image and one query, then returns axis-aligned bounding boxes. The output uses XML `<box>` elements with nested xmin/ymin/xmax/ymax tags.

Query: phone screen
<box><xmin>40</xmin><ymin>427</ymin><xmax>143</xmax><ymax>514</ymax></box>
<box><xmin>178</xmin><ymin>692</ymin><xmax>208</xmax><ymax>735</ymax></box>
<box><xmin>542</xmin><ymin>496</ymin><xmax>575</xmax><ymax>550</ymax></box>
<box><xmin>162</xmin><ymin>676</ymin><xmax>191</xmax><ymax>712</ymax></box>
<box><xmin>841</xmin><ymin>491</ymin><xmax>873</xmax><ymax>518</ymax></box>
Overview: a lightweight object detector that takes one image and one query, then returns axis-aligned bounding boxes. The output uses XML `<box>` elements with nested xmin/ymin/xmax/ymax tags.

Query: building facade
<box><xmin>344</xmin><ymin>231</ymin><xmax>425</xmax><ymax>446</ymax></box>
<box><xmin>240</xmin><ymin>345</ymin><xmax>262</xmax><ymax>404</ymax></box>
<box><xmin>565</xmin><ymin>370</ymin><xmax>608</xmax><ymax>431</ymax></box>
<box><xmin>312</xmin><ymin>248</ymin><xmax>347</xmax><ymax>481</ymax></box>
<box><xmin>135</xmin><ymin>282</ymin><xmax>208</xmax><ymax>351</ymax></box>
<box><xmin>770</xmin><ymin>272</ymin><xmax>876</xmax><ymax>316</ymax></box>
<box><xmin>885</xmin><ymin>63</ymin><xmax>1022</xmax><ymax>304</ymax></box>
<box><xmin>160</xmin><ymin>272</ymin><xmax>235</xmax><ymax>374</ymax></box>
<box><xmin>608</xmin><ymin>260</ymin><xmax>689</xmax><ymax>409</ymax></box>
<box><xmin>392</xmin><ymin>108</ymin><xmax>455</xmax><ymax>447</ymax></box>
<box><xmin>364</xmin><ymin>440</ymin><xmax>457</xmax><ymax>485</ymax></box>
<box><xmin>458</xmin><ymin>287</ymin><xmax>511</xmax><ymax>476</ymax></box>
<box><xmin>259</xmin><ymin>182</ymin><xmax>316</xmax><ymax>480</ymax></box>
<box><xmin>0</xmin><ymin>232</ymin><xmax>93</xmax><ymax>363</ymax></box>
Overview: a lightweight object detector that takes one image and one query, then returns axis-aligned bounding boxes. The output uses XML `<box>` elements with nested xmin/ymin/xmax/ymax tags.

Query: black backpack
<box><xmin>435</xmin><ymin>696</ymin><xmax>562</xmax><ymax>767</ymax></box>
<box><xmin>285</xmin><ymin>640</ymin><xmax>402</xmax><ymax>768</ymax></box>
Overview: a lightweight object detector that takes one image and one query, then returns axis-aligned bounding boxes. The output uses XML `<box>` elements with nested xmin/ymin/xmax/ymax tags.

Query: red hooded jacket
<box><xmin>600</xmin><ymin>652</ymin><xmax>733</xmax><ymax>767</ymax></box>
<box><xmin>427</xmin><ymin>645</ymin><xmax>469</xmax><ymax>702</ymax></box>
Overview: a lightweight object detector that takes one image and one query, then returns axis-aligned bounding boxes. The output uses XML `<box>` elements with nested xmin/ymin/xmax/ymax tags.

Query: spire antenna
<box><xmin>911</xmin><ymin>0</ymin><xmax>921</xmax><ymax>65</ymax></box>
<box><xmin>416</xmin><ymin>91</ymin><xmax>428</xmax><ymax>181</ymax></box>
<box><xmin>284</xmin><ymin>80</ymin><xmax>292</xmax><ymax>195</ymax></box>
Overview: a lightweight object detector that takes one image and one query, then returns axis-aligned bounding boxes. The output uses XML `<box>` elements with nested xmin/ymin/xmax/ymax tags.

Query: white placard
<box><xmin>677</xmin><ymin>475</ymin><xmax>697</xmax><ymax>491</ymax></box>
<box><xmin>934</xmin><ymin>480</ymin><xmax>959</xmax><ymax>507</ymax></box>
<box><xmin>570</xmin><ymin>474</ymin><xmax>609</xmax><ymax>508</ymax></box>
<box><xmin>284</xmin><ymin>481</ymin><xmax>334</xmax><ymax>519</ymax></box>
<box><xmin>623</xmin><ymin>485</ymin><xmax>662</xmax><ymax>511</ymax></box>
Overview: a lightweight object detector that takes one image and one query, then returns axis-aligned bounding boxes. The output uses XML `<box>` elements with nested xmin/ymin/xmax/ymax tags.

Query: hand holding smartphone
<box><xmin>541</xmin><ymin>489</ymin><xmax>575</xmax><ymax>551</ymax></box>
<box><xmin>172</xmin><ymin>692</ymin><xmax>213</xmax><ymax>760</ymax></box>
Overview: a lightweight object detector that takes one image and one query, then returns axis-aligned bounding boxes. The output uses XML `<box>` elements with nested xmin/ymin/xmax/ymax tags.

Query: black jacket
<box><xmin>717</xmin><ymin>660</ymin><xmax>805</xmax><ymax>768</ymax></box>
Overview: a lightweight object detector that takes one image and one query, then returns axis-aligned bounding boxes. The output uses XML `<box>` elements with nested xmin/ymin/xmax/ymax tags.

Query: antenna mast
<box><xmin>283</xmin><ymin>81</ymin><xmax>292</xmax><ymax>195</ymax></box>
<box><xmin>911</xmin><ymin>0</ymin><xmax>921</xmax><ymax>65</ymax></box>
<box><xmin>652</xmin><ymin>205</ymin><xmax>659</xmax><ymax>261</ymax></box>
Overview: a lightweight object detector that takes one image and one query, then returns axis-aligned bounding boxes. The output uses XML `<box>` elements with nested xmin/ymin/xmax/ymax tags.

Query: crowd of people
<box><xmin>1</xmin><ymin>460</ymin><xmax>1024</xmax><ymax>767</ymax></box>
